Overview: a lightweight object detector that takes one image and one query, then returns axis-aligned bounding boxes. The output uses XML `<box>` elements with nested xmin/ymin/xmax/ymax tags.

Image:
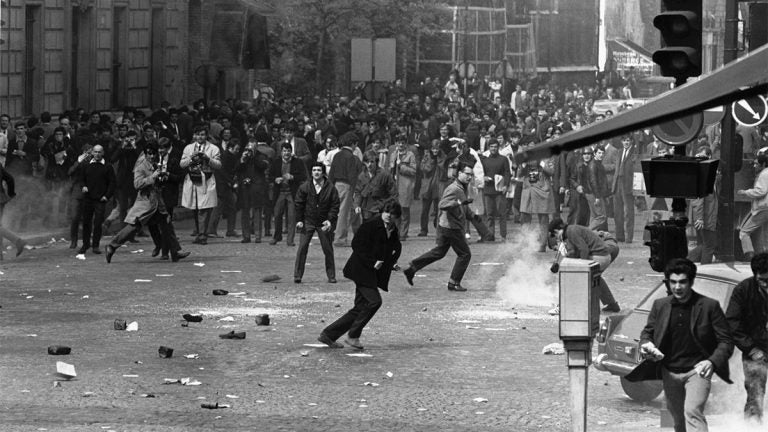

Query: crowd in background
<box><xmin>1</xmin><ymin>70</ymin><xmax>768</xmax><ymax>260</ymax></box>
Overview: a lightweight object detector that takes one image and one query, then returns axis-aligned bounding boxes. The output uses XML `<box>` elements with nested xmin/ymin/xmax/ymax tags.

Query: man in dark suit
<box><xmin>268</xmin><ymin>142</ymin><xmax>307</xmax><ymax>246</ymax></box>
<box><xmin>626</xmin><ymin>258</ymin><xmax>733</xmax><ymax>432</ymax></box>
<box><xmin>5</xmin><ymin>121</ymin><xmax>39</xmax><ymax>177</ymax></box>
<box><xmin>317</xmin><ymin>201</ymin><xmax>402</xmax><ymax>350</ymax></box>
<box><xmin>154</xmin><ymin>137</ymin><xmax>184</xmax><ymax>259</ymax></box>
<box><xmin>604</xmin><ymin>134</ymin><xmax>635</xmax><ymax>243</ymax></box>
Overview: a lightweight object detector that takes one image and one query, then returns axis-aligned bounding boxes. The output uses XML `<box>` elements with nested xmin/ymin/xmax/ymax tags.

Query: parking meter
<box><xmin>558</xmin><ymin>258</ymin><xmax>601</xmax><ymax>341</ymax></box>
<box><xmin>557</xmin><ymin>257</ymin><xmax>601</xmax><ymax>432</ymax></box>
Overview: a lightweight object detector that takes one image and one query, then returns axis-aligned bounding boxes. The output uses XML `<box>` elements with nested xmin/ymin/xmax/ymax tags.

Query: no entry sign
<box><xmin>652</xmin><ymin>113</ymin><xmax>704</xmax><ymax>146</ymax></box>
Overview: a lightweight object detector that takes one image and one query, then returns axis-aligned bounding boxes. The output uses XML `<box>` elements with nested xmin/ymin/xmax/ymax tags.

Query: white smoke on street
<box><xmin>494</xmin><ymin>226</ymin><xmax>557</xmax><ymax>307</ymax></box>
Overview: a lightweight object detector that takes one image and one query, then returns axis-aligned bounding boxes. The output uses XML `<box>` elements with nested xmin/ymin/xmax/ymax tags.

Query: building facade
<box><xmin>0</xmin><ymin>0</ymin><xmax>269</xmax><ymax>118</ymax></box>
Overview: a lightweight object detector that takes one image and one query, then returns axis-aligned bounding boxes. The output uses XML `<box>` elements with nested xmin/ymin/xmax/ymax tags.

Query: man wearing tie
<box><xmin>605</xmin><ymin>134</ymin><xmax>635</xmax><ymax>243</ymax></box>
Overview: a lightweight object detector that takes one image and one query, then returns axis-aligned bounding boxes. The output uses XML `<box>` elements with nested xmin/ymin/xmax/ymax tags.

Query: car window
<box><xmin>636</xmin><ymin>277</ymin><xmax>735</xmax><ymax>311</ymax></box>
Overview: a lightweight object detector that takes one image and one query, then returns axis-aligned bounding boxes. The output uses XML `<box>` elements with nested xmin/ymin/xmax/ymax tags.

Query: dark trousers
<box><xmin>613</xmin><ymin>187</ymin><xmax>634</xmax><ymax>242</ymax></box>
<box><xmin>322</xmin><ymin>283</ymin><xmax>382</xmax><ymax>340</ymax></box>
<box><xmin>210</xmin><ymin>188</ymin><xmax>237</xmax><ymax>234</ymax></box>
<box><xmin>272</xmin><ymin>191</ymin><xmax>296</xmax><ymax>244</ymax></box>
<box><xmin>410</xmin><ymin>226</ymin><xmax>471</xmax><ymax>283</ymax></box>
<box><xmin>567</xmin><ymin>192</ymin><xmax>591</xmax><ymax>227</ymax></box>
<box><xmin>420</xmin><ymin>198</ymin><xmax>438</xmax><ymax>234</ymax></box>
<box><xmin>81</xmin><ymin>199</ymin><xmax>106</xmax><ymax>248</ymax></box>
<box><xmin>111</xmin><ymin>212</ymin><xmax>181</xmax><ymax>258</ymax></box>
<box><xmin>241</xmin><ymin>206</ymin><xmax>263</xmax><ymax>241</ymax></box>
<box><xmin>148</xmin><ymin>206</ymin><xmax>180</xmax><ymax>256</ymax></box>
<box><xmin>743</xmin><ymin>356</ymin><xmax>768</xmax><ymax>421</ymax></box>
<box><xmin>483</xmin><ymin>193</ymin><xmax>507</xmax><ymax>239</ymax></box>
<box><xmin>294</xmin><ymin>225</ymin><xmax>335</xmax><ymax>280</ymax></box>
<box><xmin>69</xmin><ymin>198</ymin><xmax>84</xmax><ymax>243</ymax></box>
<box><xmin>688</xmin><ymin>229</ymin><xmax>716</xmax><ymax>265</ymax></box>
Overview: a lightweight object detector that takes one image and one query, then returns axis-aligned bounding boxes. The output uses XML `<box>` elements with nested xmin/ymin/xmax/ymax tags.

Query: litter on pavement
<box><xmin>126</xmin><ymin>322</ymin><xmax>139</xmax><ymax>331</ymax></box>
<box><xmin>193</xmin><ymin>263</ymin><xmax>205</xmax><ymax>267</ymax></box>
<box><xmin>542</xmin><ymin>342</ymin><xmax>565</xmax><ymax>355</ymax></box>
<box><xmin>55</xmin><ymin>362</ymin><xmax>76</xmax><ymax>379</ymax></box>
<box><xmin>473</xmin><ymin>397</ymin><xmax>489</xmax><ymax>403</ymax></box>
<box><xmin>261</xmin><ymin>274</ymin><xmax>280</xmax><ymax>282</ymax></box>
<box><xmin>347</xmin><ymin>353</ymin><xmax>373</xmax><ymax>358</ymax></box>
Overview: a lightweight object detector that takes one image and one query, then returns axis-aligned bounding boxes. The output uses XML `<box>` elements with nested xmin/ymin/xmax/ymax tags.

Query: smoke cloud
<box><xmin>494</xmin><ymin>226</ymin><xmax>557</xmax><ymax>307</ymax></box>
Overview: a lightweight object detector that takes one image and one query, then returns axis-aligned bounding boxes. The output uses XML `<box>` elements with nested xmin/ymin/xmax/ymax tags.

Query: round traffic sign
<box><xmin>731</xmin><ymin>95</ymin><xmax>768</xmax><ymax>127</ymax></box>
<box><xmin>703</xmin><ymin>106</ymin><xmax>725</xmax><ymax>126</ymax></box>
<box><xmin>652</xmin><ymin>113</ymin><xmax>704</xmax><ymax>146</ymax></box>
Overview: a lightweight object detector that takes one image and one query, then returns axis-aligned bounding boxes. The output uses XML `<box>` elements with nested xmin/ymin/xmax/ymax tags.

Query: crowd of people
<box><xmin>1</xmin><ymin>70</ymin><xmax>768</xmax><ymax>324</ymax></box>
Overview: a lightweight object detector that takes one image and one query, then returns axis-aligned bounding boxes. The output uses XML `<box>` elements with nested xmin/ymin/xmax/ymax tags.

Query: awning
<box><xmin>515</xmin><ymin>43</ymin><xmax>768</xmax><ymax>163</ymax></box>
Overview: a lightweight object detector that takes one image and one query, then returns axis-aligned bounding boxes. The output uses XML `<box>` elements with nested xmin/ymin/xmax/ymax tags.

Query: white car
<box><xmin>592</xmin><ymin>98</ymin><xmax>647</xmax><ymax>116</ymax></box>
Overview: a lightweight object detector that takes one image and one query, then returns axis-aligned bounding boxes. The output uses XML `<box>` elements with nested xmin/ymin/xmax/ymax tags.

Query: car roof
<box><xmin>695</xmin><ymin>263</ymin><xmax>752</xmax><ymax>282</ymax></box>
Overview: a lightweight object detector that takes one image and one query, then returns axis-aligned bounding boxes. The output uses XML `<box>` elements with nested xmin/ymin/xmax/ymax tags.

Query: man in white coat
<box><xmin>180</xmin><ymin>125</ymin><xmax>222</xmax><ymax>244</ymax></box>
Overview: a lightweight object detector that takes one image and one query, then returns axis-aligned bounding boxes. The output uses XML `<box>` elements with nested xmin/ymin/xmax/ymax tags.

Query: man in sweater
<box><xmin>78</xmin><ymin>145</ymin><xmax>116</xmax><ymax>254</ymax></box>
<box><xmin>293</xmin><ymin>162</ymin><xmax>341</xmax><ymax>283</ymax></box>
<box><xmin>480</xmin><ymin>139</ymin><xmax>510</xmax><ymax>241</ymax></box>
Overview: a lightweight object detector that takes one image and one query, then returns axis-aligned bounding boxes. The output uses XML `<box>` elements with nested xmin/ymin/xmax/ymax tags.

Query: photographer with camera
<box><xmin>180</xmin><ymin>125</ymin><xmax>221</xmax><ymax>245</ymax></box>
<box><xmin>401</xmin><ymin>161</ymin><xmax>477</xmax><ymax>292</ymax></box>
<box><xmin>519</xmin><ymin>154</ymin><xmax>555</xmax><ymax>252</ymax></box>
<box><xmin>237</xmin><ymin>140</ymin><xmax>270</xmax><ymax>243</ymax></box>
<box><xmin>105</xmin><ymin>142</ymin><xmax>190</xmax><ymax>264</ymax></box>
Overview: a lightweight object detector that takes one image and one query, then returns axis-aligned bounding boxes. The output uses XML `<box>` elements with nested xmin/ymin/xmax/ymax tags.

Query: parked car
<box><xmin>593</xmin><ymin>263</ymin><xmax>749</xmax><ymax>402</ymax></box>
<box><xmin>591</xmin><ymin>98</ymin><xmax>647</xmax><ymax>116</ymax></box>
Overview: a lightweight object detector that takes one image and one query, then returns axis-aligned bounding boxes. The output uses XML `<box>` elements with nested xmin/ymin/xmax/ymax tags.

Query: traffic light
<box><xmin>652</xmin><ymin>0</ymin><xmax>702</xmax><ymax>82</ymax></box>
<box><xmin>645</xmin><ymin>220</ymin><xmax>688</xmax><ymax>272</ymax></box>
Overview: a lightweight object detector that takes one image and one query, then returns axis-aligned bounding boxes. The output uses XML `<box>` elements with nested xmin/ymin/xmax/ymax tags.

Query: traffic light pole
<box><xmin>717</xmin><ymin>0</ymin><xmax>739</xmax><ymax>263</ymax></box>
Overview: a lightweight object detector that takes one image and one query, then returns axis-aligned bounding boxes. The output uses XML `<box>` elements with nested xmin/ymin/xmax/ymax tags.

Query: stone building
<box><xmin>0</xmin><ymin>0</ymin><xmax>270</xmax><ymax>117</ymax></box>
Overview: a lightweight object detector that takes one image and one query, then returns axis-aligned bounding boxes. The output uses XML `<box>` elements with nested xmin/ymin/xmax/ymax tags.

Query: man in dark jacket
<box><xmin>268</xmin><ymin>142</ymin><xmax>306</xmax><ymax>246</ymax></box>
<box><xmin>725</xmin><ymin>253</ymin><xmax>768</xmax><ymax>421</ymax></box>
<box><xmin>238</xmin><ymin>141</ymin><xmax>270</xmax><ymax>243</ymax></box>
<box><xmin>626</xmin><ymin>258</ymin><xmax>733</xmax><ymax>432</ymax></box>
<box><xmin>78</xmin><ymin>145</ymin><xmax>116</xmax><ymax>254</ymax></box>
<box><xmin>318</xmin><ymin>201</ymin><xmax>402</xmax><ymax>350</ymax></box>
<box><xmin>293</xmin><ymin>162</ymin><xmax>341</xmax><ymax>283</ymax></box>
<box><xmin>0</xmin><ymin>163</ymin><xmax>27</xmax><ymax>257</ymax></box>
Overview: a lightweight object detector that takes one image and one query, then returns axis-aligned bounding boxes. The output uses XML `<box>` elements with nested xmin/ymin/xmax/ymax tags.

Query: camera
<box><xmin>528</xmin><ymin>169</ymin><xmax>540</xmax><ymax>184</ymax></box>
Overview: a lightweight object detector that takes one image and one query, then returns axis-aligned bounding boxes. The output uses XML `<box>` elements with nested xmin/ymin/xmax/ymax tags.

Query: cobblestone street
<box><xmin>0</xmin><ymin>220</ymin><xmax>675</xmax><ymax>432</ymax></box>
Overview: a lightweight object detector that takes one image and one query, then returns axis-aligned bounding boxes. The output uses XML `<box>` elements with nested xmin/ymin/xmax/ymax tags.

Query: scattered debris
<box><xmin>220</xmin><ymin>270</ymin><xmax>242</xmax><ymax>273</ymax></box>
<box><xmin>255</xmin><ymin>314</ymin><xmax>270</xmax><ymax>326</ymax></box>
<box><xmin>134</xmin><ymin>279</ymin><xmax>152</xmax><ymax>283</ymax></box>
<box><xmin>182</xmin><ymin>314</ymin><xmax>203</xmax><ymax>323</ymax></box>
<box><xmin>114</xmin><ymin>319</ymin><xmax>127</xmax><ymax>330</ymax></box>
<box><xmin>140</xmin><ymin>394</ymin><xmax>156</xmax><ymax>398</ymax></box>
<box><xmin>126</xmin><ymin>322</ymin><xmax>139</xmax><ymax>332</ymax></box>
<box><xmin>261</xmin><ymin>274</ymin><xmax>280</xmax><ymax>282</ymax></box>
<box><xmin>219</xmin><ymin>331</ymin><xmax>246</xmax><ymax>339</ymax></box>
<box><xmin>130</xmin><ymin>249</ymin><xmax>144</xmax><ymax>254</ymax></box>
<box><xmin>184</xmin><ymin>354</ymin><xmax>199</xmax><ymax>359</ymax></box>
<box><xmin>82</xmin><ymin>392</ymin><xmax>96</xmax><ymax>397</ymax></box>
<box><xmin>47</xmin><ymin>346</ymin><xmax>71</xmax><ymax>355</ymax></box>
<box><xmin>158</xmin><ymin>346</ymin><xmax>174</xmax><ymax>358</ymax></box>
<box><xmin>619</xmin><ymin>277</ymin><xmax>625</xmax><ymax>281</ymax></box>
<box><xmin>122</xmin><ymin>375</ymin><xmax>139</xmax><ymax>378</ymax></box>
<box><xmin>363</xmin><ymin>382</ymin><xmax>380</xmax><ymax>387</ymax></box>
<box><xmin>473</xmin><ymin>397</ymin><xmax>488</xmax><ymax>403</ymax></box>
<box><xmin>542</xmin><ymin>343</ymin><xmax>565</xmax><ymax>355</ymax></box>
<box><xmin>164</xmin><ymin>377</ymin><xmax>202</xmax><ymax>386</ymax></box>
<box><xmin>82</xmin><ymin>295</ymin><xmax>89</xmax><ymax>299</ymax></box>
<box><xmin>225</xmin><ymin>395</ymin><xmax>239</xmax><ymax>399</ymax></box>
<box><xmin>201</xmin><ymin>402</ymin><xmax>230</xmax><ymax>409</ymax></box>
<box><xmin>300</xmin><ymin>351</ymin><xmax>310</xmax><ymax>357</ymax></box>
<box><xmin>465</xmin><ymin>326</ymin><xmax>480</xmax><ymax>330</ymax></box>
<box><xmin>55</xmin><ymin>362</ymin><xmax>76</xmax><ymax>380</ymax></box>
<box><xmin>156</xmin><ymin>274</ymin><xmax>174</xmax><ymax>277</ymax></box>
<box><xmin>347</xmin><ymin>353</ymin><xmax>373</xmax><ymax>358</ymax></box>
<box><xmin>53</xmin><ymin>381</ymin><xmax>61</xmax><ymax>388</ymax></box>
<box><xmin>193</xmin><ymin>263</ymin><xmax>205</xmax><ymax>267</ymax></box>
<box><xmin>218</xmin><ymin>316</ymin><xmax>235</xmax><ymax>322</ymax></box>
<box><xmin>385</xmin><ymin>371</ymin><xmax>393</xmax><ymax>378</ymax></box>
<box><xmin>229</xmin><ymin>292</ymin><xmax>247</xmax><ymax>296</ymax></box>
<box><xmin>75</xmin><ymin>254</ymin><xmax>86</xmax><ymax>260</ymax></box>
<box><xmin>212</xmin><ymin>289</ymin><xmax>229</xmax><ymax>296</ymax></box>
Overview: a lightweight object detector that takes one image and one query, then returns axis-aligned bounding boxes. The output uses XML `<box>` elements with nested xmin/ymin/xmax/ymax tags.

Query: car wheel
<box><xmin>605</xmin><ymin>110</ymin><xmax>613</xmax><ymax>116</ymax></box>
<box><xmin>620</xmin><ymin>377</ymin><xmax>663</xmax><ymax>402</ymax></box>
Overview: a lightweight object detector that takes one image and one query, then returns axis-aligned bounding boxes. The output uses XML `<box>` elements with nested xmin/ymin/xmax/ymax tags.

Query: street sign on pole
<box><xmin>651</xmin><ymin>112</ymin><xmax>704</xmax><ymax>146</ymax></box>
<box><xmin>731</xmin><ymin>95</ymin><xmax>768</xmax><ymax>127</ymax></box>
<box><xmin>703</xmin><ymin>106</ymin><xmax>725</xmax><ymax>125</ymax></box>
